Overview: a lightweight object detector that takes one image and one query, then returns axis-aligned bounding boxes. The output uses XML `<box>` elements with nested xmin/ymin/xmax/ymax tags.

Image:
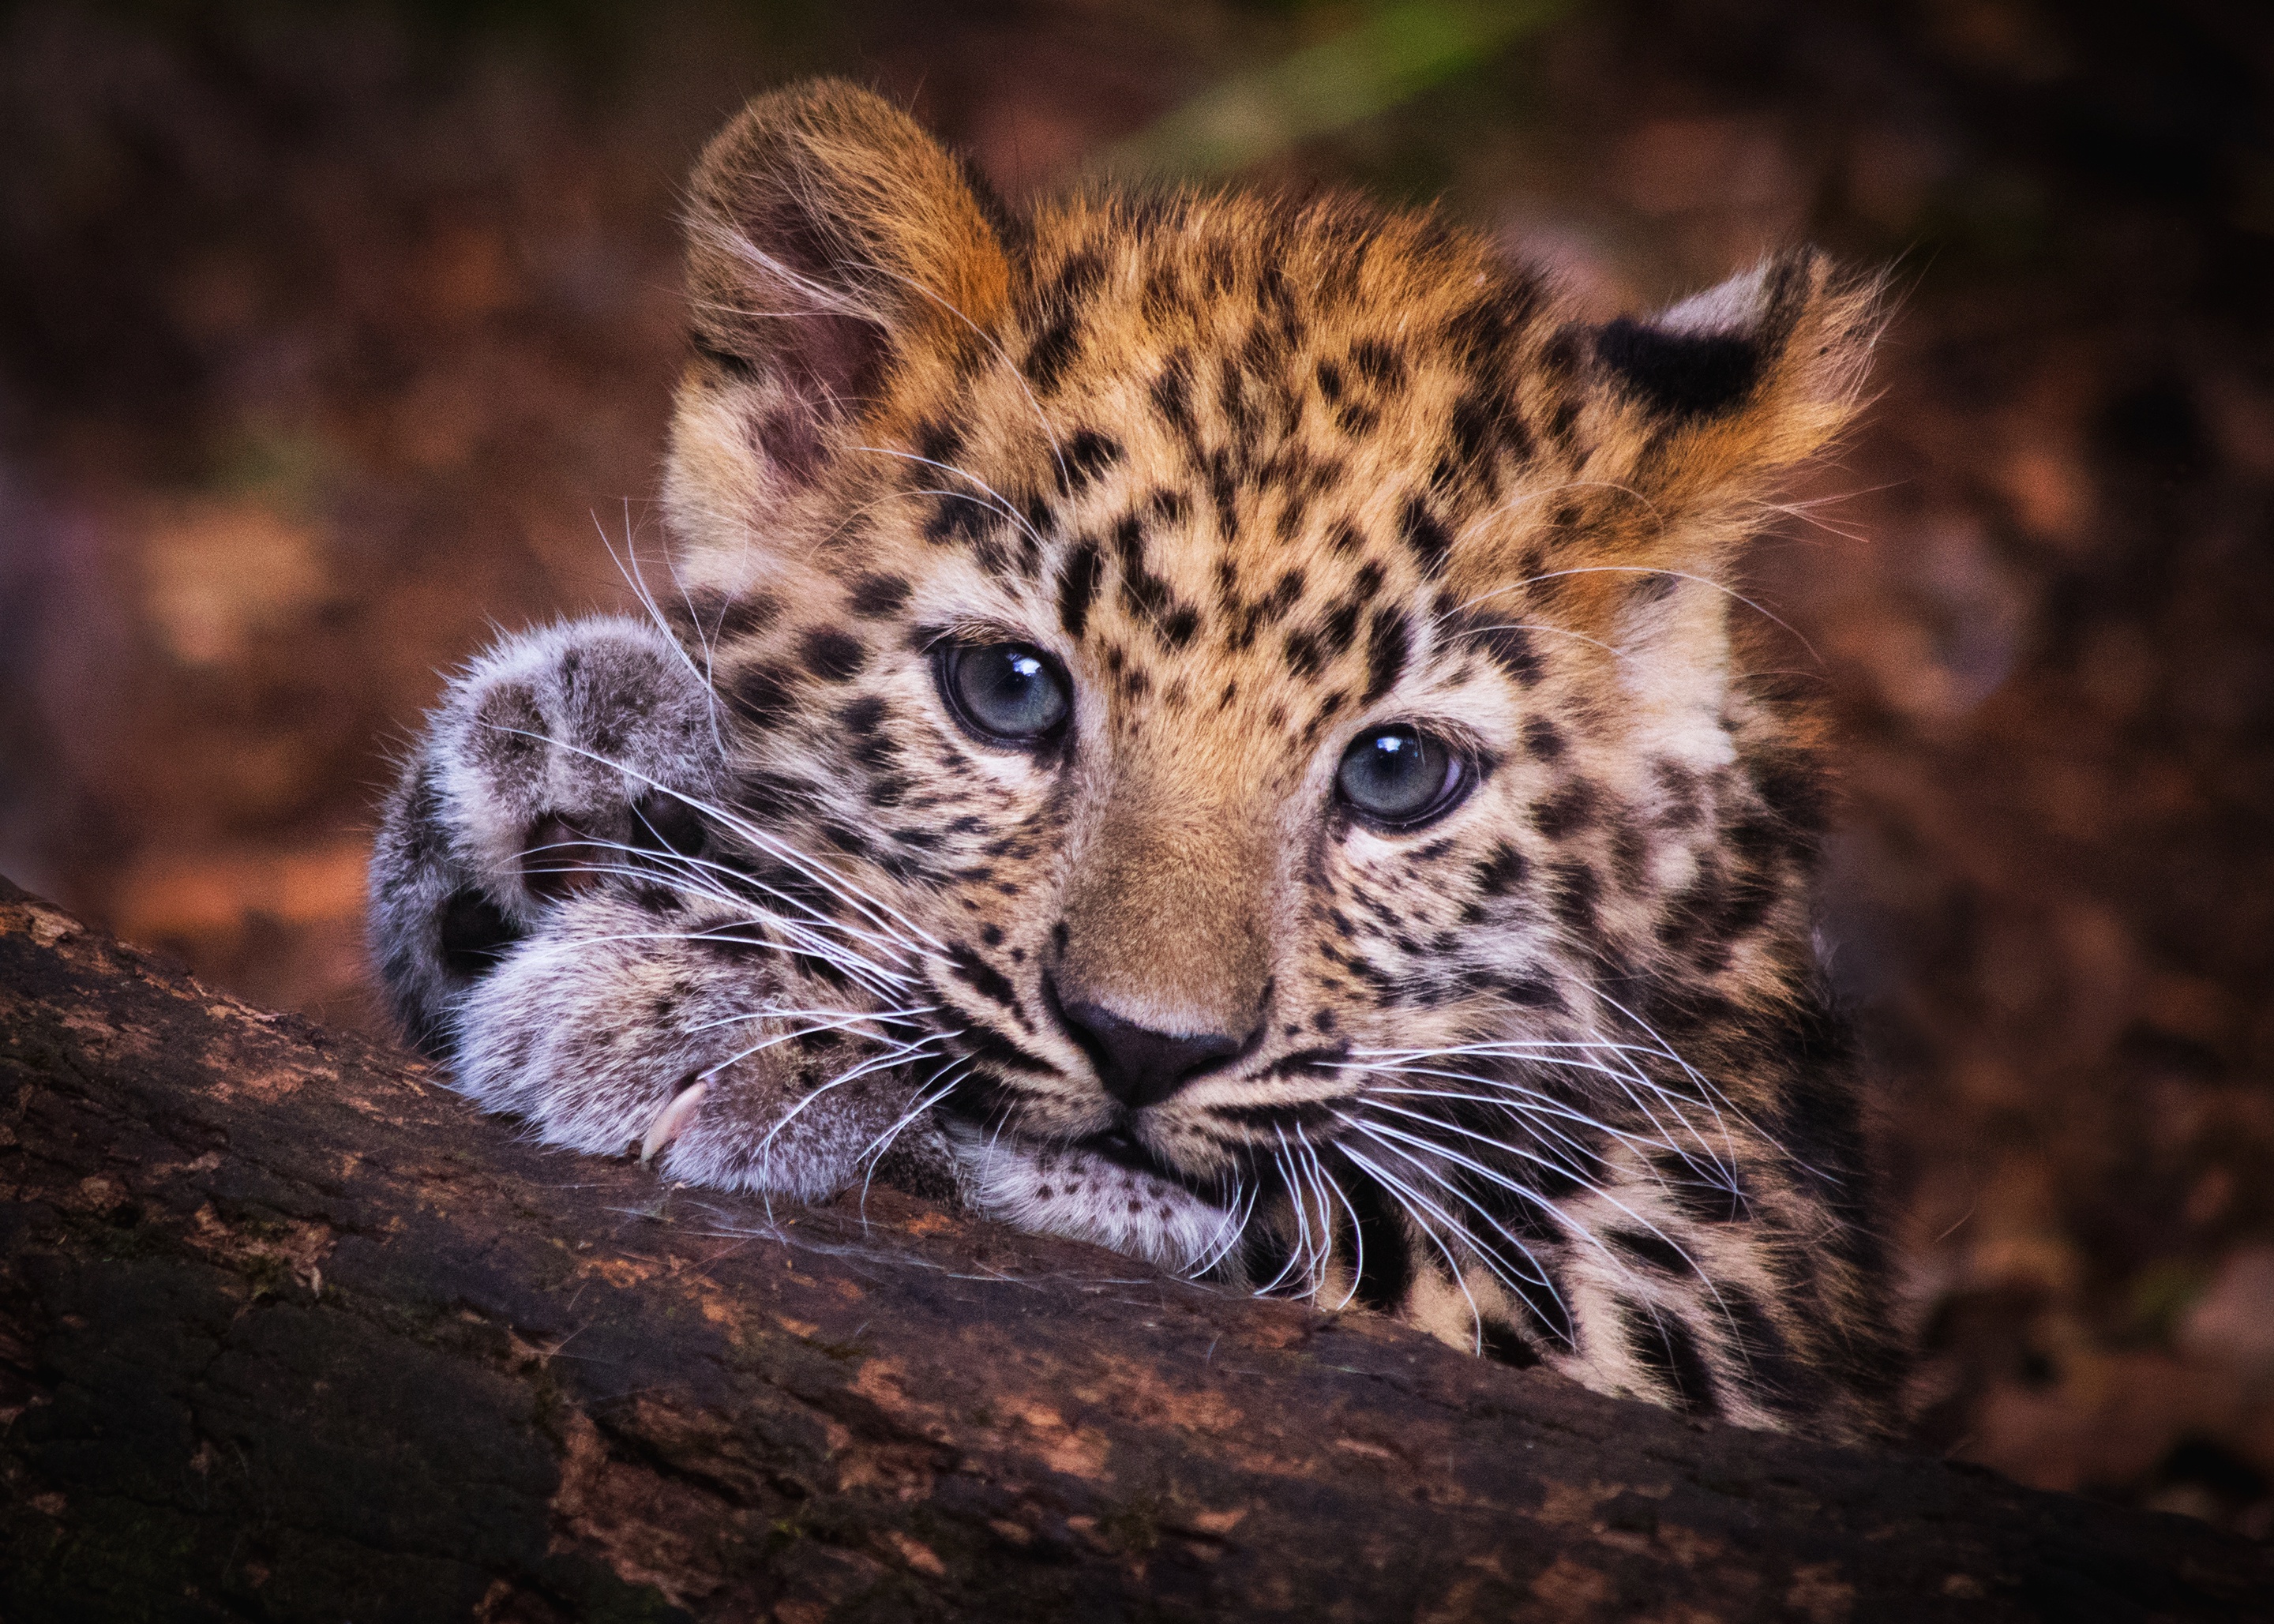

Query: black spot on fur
<box><xmin>1623</xmin><ymin>1303</ymin><xmax>1719</xmax><ymax>1416</ymax></box>
<box><xmin>1342</xmin><ymin>1170</ymin><xmax>1413</xmax><ymax>1313</ymax></box>
<box><xmin>438</xmin><ymin>886</ymin><xmax>521</xmax><ymax>977</ymax></box>
<box><xmin>1522</xmin><ymin>717</ymin><xmax>1566</xmax><ymax>759</ymax></box>
<box><xmin>1480</xmin><ymin>1317</ymin><xmax>1540</xmax><ymax>1368</ymax></box>
<box><xmin>950</xmin><ymin>1022</ymin><xmax>1058</xmax><ymax>1078</ymax></box>
<box><xmin>1721</xmin><ymin>1284</ymin><xmax>1823</xmax><ymax>1419</ymax></box>
<box><xmin>1475</xmin><ymin>843</ymin><xmax>1527</xmax><ymax>897</ymax></box>
<box><xmin>1151</xmin><ymin>351</ymin><xmax>1195</xmax><ymax>434</ymax></box>
<box><xmin>1653</xmin><ymin>1151</ymin><xmax>1752</xmax><ymax>1225</ymax></box>
<box><xmin>1452</xmin><ymin>622</ymin><xmax>1530</xmax><ymax>686</ymax></box>
<box><xmin>702</xmin><ymin>591</ymin><xmax>780</xmax><ymax>641</ymax></box>
<box><xmin>840</xmin><ymin>693</ymin><xmax>888</xmax><ymax>735</ymax></box>
<box><xmin>1533</xmin><ymin>780</ymin><xmax>1599</xmax><ymax>840</ymax></box>
<box><xmin>1510</xmin><ymin>1267</ymin><xmax>1578</xmax><ymax>1350</ymax></box>
<box><xmin>847</xmin><ymin>572</ymin><xmax>911</xmax><ymax>617</ymax></box>
<box><xmin>1057</xmin><ymin>539</ymin><xmax>1102</xmax><ymax>639</ymax></box>
<box><xmin>948</xmin><ymin>943</ymin><xmax>1021</xmax><ymax>1013</ymax></box>
<box><xmin>1548</xmin><ymin>860</ymin><xmax>1599</xmax><ymax>934</ymax></box>
<box><xmin>729</xmin><ymin>660</ymin><xmax>796</xmax><ymax>728</ymax></box>
<box><xmin>1026</xmin><ymin>317</ymin><xmax>1081</xmax><ymax>395</ymax></box>
<box><xmin>1608</xmin><ymin>1228</ymin><xmax>1691</xmax><ymax>1275</ymax></box>
<box><xmin>1398</xmin><ymin>497</ymin><xmax>1452</xmax><ymax>576</ymax></box>
<box><xmin>630</xmin><ymin>793</ymin><xmax>706</xmax><ymax>858</ymax></box>
<box><xmin>1061</xmin><ymin>428</ymin><xmax>1124</xmax><ymax>493</ymax></box>
<box><xmin>801</xmin><ymin>628</ymin><xmax>867</xmax><ymax>683</ymax></box>
<box><xmin>915</xmin><ymin>417</ymin><xmax>963</xmax><ymax>471</ymax></box>
<box><xmin>1594</xmin><ymin>317</ymin><xmax>1763</xmax><ymax>421</ymax></box>
<box><xmin>1349</xmin><ymin>337</ymin><xmax>1405</xmax><ymax>389</ymax></box>
<box><xmin>925</xmin><ymin>488</ymin><xmax>993</xmax><ymax>548</ymax></box>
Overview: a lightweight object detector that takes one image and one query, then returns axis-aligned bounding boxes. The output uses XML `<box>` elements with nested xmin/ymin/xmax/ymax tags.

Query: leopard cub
<box><xmin>370</xmin><ymin>80</ymin><xmax>1901</xmax><ymax>1440</ymax></box>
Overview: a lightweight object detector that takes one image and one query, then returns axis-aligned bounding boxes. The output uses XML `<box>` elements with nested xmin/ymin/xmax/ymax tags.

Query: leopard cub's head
<box><xmin>658</xmin><ymin>81</ymin><xmax>1878</xmax><ymax>1281</ymax></box>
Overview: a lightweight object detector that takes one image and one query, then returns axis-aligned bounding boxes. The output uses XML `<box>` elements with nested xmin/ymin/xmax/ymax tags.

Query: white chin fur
<box><xmin>948</xmin><ymin>1126</ymin><xmax>1240</xmax><ymax>1275</ymax></box>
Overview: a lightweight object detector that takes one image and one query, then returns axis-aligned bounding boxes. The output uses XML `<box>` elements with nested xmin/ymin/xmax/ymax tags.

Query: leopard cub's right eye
<box><xmin>936</xmin><ymin>641</ymin><xmax>1072</xmax><ymax>745</ymax></box>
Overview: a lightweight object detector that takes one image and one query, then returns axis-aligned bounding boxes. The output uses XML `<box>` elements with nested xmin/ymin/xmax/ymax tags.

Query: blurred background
<box><xmin>2</xmin><ymin>0</ymin><xmax>2269</xmax><ymax>1535</ymax></box>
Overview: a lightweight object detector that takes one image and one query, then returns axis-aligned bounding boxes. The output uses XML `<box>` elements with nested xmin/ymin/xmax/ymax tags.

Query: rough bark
<box><xmin>1</xmin><ymin>878</ymin><xmax>2266</xmax><ymax>1623</ymax></box>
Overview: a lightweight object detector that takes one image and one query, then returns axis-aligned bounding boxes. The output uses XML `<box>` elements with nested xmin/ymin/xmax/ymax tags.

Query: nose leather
<box><xmin>1060</xmin><ymin>998</ymin><xmax>1240</xmax><ymax>1110</ymax></box>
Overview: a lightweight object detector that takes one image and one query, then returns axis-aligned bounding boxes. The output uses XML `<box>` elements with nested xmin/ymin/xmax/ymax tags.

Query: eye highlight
<box><xmin>1335</xmin><ymin>724</ymin><xmax>1469</xmax><ymax>829</ymax></box>
<box><xmin>936</xmin><ymin>641</ymin><xmax>1072</xmax><ymax>745</ymax></box>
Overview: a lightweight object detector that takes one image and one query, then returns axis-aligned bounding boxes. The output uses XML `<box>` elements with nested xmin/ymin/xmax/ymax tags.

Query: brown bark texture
<box><xmin>2</xmin><ymin>877</ymin><xmax>2268</xmax><ymax>1624</ymax></box>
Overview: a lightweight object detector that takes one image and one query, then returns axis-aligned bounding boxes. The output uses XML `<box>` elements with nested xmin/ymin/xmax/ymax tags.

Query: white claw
<box><xmin>641</xmin><ymin>1081</ymin><xmax>709</xmax><ymax>1165</ymax></box>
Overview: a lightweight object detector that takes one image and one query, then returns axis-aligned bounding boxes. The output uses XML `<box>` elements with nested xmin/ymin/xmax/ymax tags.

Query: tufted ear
<box><xmin>1505</xmin><ymin>253</ymin><xmax>1883</xmax><ymax>771</ymax></box>
<box><xmin>1578</xmin><ymin>248</ymin><xmax>1882</xmax><ymax>515</ymax></box>
<box><xmin>666</xmin><ymin>81</ymin><xmax>1015</xmax><ymax>551</ymax></box>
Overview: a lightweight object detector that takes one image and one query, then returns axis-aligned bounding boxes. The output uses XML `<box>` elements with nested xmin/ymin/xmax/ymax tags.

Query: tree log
<box><xmin>2</xmin><ymin>877</ymin><xmax>2267</xmax><ymax>1622</ymax></box>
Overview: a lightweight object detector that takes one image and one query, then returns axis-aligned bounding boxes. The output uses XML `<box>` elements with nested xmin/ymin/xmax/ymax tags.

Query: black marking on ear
<box><xmin>801</xmin><ymin>628</ymin><xmax>867</xmax><ymax>682</ymax></box>
<box><xmin>1361</xmin><ymin>607</ymin><xmax>1409</xmax><ymax>704</ymax></box>
<box><xmin>847</xmin><ymin>572</ymin><xmax>911</xmax><ymax>617</ymax></box>
<box><xmin>1057</xmin><ymin>538</ymin><xmax>1102</xmax><ymax>638</ymax></box>
<box><xmin>1398</xmin><ymin>496</ymin><xmax>1453</xmax><ymax>576</ymax></box>
<box><xmin>1623</xmin><ymin>1303</ymin><xmax>1719</xmax><ymax>1416</ymax></box>
<box><xmin>1594</xmin><ymin>317</ymin><xmax>1763</xmax><ymax>422</ymax></box>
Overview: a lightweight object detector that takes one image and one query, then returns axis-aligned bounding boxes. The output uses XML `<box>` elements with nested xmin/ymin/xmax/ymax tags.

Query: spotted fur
<box><xmin>369</xmin><ymin>81</ymin><xmax>1900</xmax><ymax>1439</ymax></box>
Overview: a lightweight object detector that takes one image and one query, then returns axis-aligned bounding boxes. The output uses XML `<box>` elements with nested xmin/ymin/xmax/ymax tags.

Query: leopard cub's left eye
<box><xmin>937</xmin><ymin>641</ymin><xmax>1072</xmax><ymax>744</ymax></box>
<box><xmin>1335</xmin><ymin>724</ymin><xmax>1470</xmax><ymax>829</ymax></box>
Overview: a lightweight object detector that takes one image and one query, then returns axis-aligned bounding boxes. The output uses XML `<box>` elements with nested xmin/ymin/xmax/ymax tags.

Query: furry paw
<box><xmin>453</xmin><ymin>888</ymin><xmax>950</xmax><ymax>1202</ymax></box>
<box><xmin>368</xmin><ymin>616</ymin><xmax>727</xmax><ymax>1052</ymax></box>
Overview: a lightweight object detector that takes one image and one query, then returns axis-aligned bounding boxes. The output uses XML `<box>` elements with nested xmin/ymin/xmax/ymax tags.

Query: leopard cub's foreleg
<box><xmin>366</xmin><ymin>616</ymin><xmax>950</xmax><ymax>1199</ymax></box>
<box><xmin>367</xmin><ymin>615</ymin><xmax>728</xmax><ymax>1052</ymax></box>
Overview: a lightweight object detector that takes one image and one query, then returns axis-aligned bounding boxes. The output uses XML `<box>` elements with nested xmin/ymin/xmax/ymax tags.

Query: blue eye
<box><xmin>1335</xmin><ymin>725</ymin><xmax>1468</xmax><ymax>828</ymax></box>
<box><xmin>939</xmin><ymin>642</ymin><xmax>1071</xmax><ymax>744</ymax></box>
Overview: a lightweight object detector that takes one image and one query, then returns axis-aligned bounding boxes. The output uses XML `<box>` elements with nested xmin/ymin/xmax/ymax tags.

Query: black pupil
<box><xmin>951</xmin><ymin>643</ymin><xmax>1068</xmax><ymax>739</ymax></box>
<box><xmin>1338</xmin><ymin>726</ymin><xmax>1449</xmax><ymax>821</ymax></box>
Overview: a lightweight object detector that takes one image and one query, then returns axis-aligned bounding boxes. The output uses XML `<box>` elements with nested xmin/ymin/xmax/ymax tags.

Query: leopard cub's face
<box><xmin>657</xmin><ymin>83</ymin><xmax>1878</xmax><ymax>1333</ymax></box>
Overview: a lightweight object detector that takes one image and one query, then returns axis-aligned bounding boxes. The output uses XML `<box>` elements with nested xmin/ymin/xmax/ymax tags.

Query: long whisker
<box><xmin>1333</xmin><ymin>1142</ymin><xmax>1488</xmax><ymax>1355</ymax></box>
